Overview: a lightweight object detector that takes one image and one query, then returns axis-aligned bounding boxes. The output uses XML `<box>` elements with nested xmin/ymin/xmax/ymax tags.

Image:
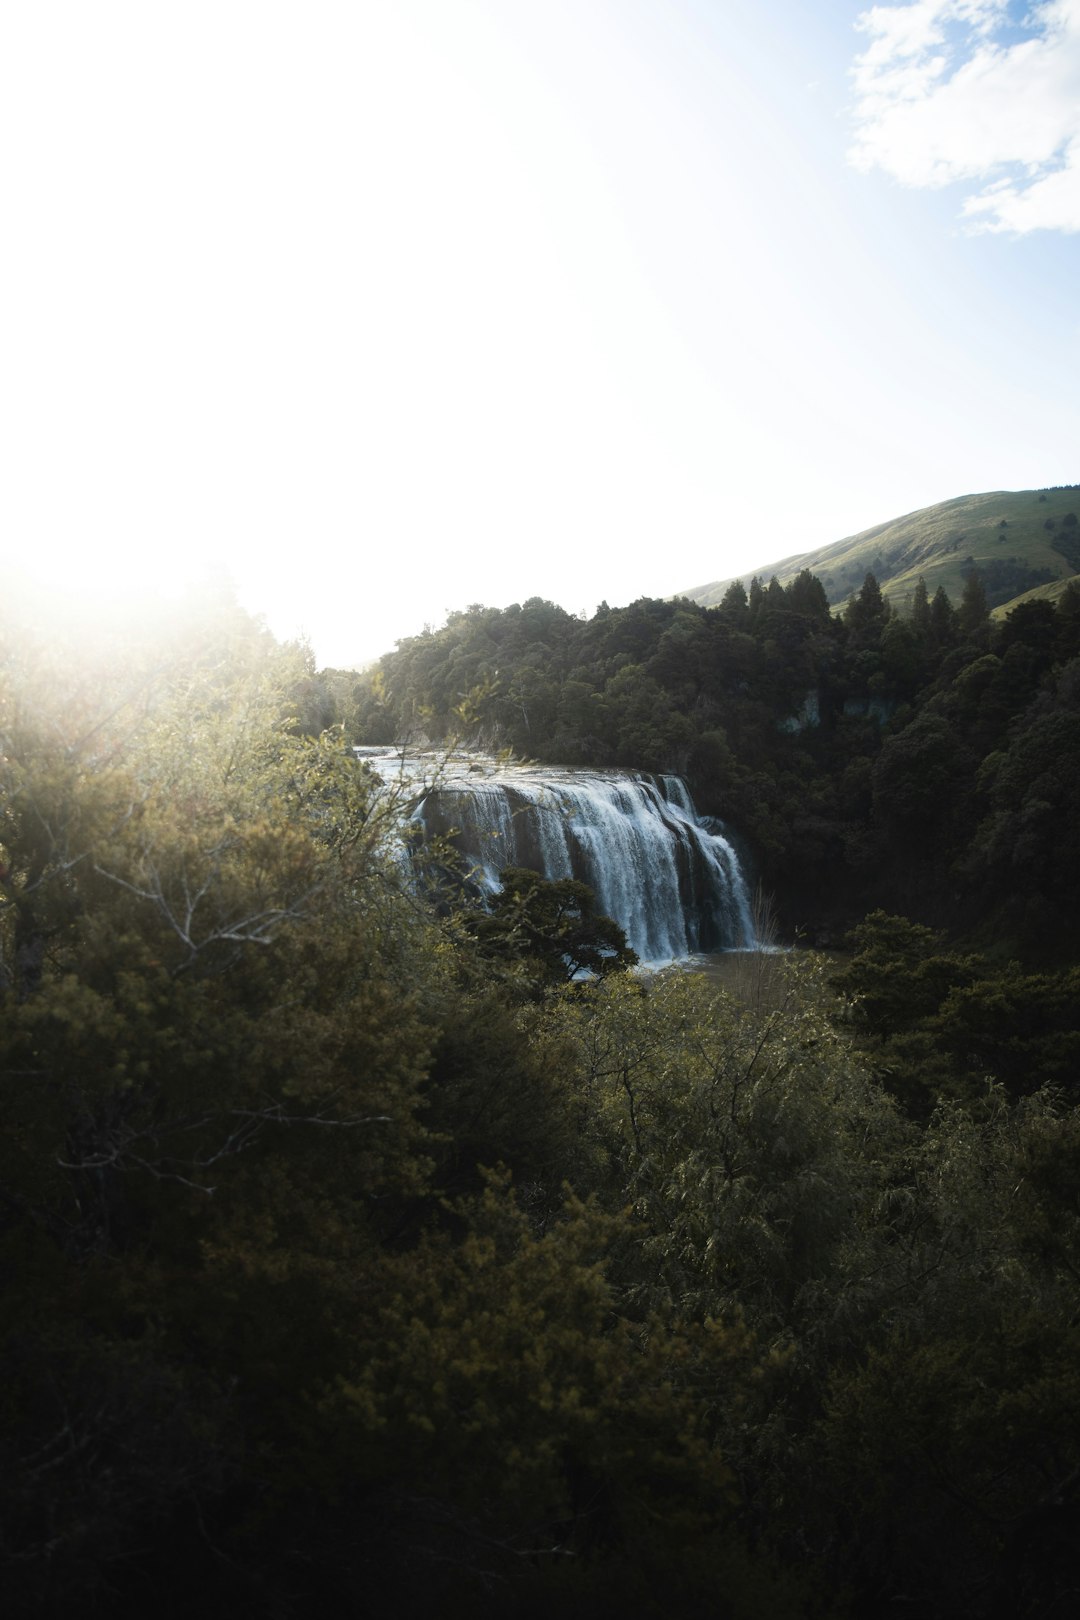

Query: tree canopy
<box><xmin>330</xmin><ymin>566</ymin><xmax>1080</xmax><ymax>954</ymax></box>
<box><xmin>4</xmin><ymin>581</ymin><xmax>1080</xmax><ymax>1617</ymax></box>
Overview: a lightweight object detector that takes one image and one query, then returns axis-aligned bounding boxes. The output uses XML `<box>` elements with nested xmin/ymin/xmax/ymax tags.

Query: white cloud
<box><xmin>850</xmin><ymin>0</ymin><xmax>1080</xmax><ymax>231</ymax></box>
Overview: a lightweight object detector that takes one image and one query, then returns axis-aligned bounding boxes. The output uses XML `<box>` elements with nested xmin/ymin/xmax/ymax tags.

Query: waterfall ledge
<box><xmin>362</xmin><ymin>751</ymin><xmax>755</xmax><ymax>965</ymax></box>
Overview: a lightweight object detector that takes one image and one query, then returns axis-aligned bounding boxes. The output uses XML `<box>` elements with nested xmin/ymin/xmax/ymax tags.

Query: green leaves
<box><xmin>540</xmin><ymin>964</ymin><xmax>906</xmax><ymax>1331</ymax></box>
<box><xmin>334</xmin><ymin>1173</ymin><xmax>750</xmax><ymax>1579</ymax></box>
<box><xmin>469</xmin><ymin>866</ymin><xmax>638</xmax><ymax>990</ymax></box>
<box><xmin>6</xmin><ymin>587</ymin><xmax>1080</xmax><ymax>1614</ymax></box>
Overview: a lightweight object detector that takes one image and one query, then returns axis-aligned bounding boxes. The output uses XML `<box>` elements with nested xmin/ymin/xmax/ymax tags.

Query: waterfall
<box><xmin>363</xmin><ymin>751</ymin><xmax>755</xmax><ymax>964</ymax></box>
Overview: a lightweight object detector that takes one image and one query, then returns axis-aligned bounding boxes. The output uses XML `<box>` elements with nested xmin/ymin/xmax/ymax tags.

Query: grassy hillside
<box><xmin>685</xmin><ymin>485</ymin><xmax>1080</xmax><ymax>615</ymax></box>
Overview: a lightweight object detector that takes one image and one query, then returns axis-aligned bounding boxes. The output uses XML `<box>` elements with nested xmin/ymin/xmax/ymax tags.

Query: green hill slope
<box><xmin>684</xmin><ymin>486</ymin><xmax>1080</xmax><ymax>615</ymax></box>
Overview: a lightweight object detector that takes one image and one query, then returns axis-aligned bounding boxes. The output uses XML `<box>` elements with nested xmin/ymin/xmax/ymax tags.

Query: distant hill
<box><xmin>683</xmin><ymin>486</ymin><xmax>1080</xmax><ymax>616</ymax></box>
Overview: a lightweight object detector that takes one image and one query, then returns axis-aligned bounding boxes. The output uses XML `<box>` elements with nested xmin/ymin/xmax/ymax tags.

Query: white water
<box><xmin>361</xmin><ymin>750</ymin><xmax>756</xmax><ymax>965</ymax></box>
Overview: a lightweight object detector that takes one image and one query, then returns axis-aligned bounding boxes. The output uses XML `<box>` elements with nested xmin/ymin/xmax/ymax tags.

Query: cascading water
<box><xmin>361</xmin><ymin>750</ymin><xmax>755</xmax><ymax>964</ymax></box>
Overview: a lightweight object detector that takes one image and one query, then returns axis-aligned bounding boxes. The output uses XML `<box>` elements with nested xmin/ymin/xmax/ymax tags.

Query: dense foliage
<box><xmin>337</xmin><ymin>571</ymin><xmax>1080</xmax><ymax>954</ymax></box>
<box><xmin>4</xmin><ymin>581</ymin><xmax>1080</xmax><ymax>1617</ymax></box>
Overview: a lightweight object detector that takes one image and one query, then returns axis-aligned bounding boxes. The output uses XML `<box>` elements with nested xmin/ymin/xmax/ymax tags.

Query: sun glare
<box><xmin>8</xmin><ymin>539</ymin><xmax>223</xmax><ymax>654</ymax></box>
<box><xmin>3</xmin><ymin>3</ymin><xmax>1077</xmax><ymax>670</ymax></box>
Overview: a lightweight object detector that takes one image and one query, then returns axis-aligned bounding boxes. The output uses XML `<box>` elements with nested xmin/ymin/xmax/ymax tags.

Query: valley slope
<box><xmin>684</xmin><ymin>485</ymin><xmax>1080</xmax><ymax>615</ymax></box>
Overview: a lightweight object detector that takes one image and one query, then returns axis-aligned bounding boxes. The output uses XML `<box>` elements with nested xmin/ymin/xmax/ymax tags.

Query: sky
<box><xmin>2</xmin><ymin>0</ymin><xmax>1078</xmax><ymax>667</ymax></box>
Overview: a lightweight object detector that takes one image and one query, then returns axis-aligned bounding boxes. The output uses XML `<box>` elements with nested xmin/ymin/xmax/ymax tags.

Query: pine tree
<box><xmin>958</xmin><ymin>566</ymin><xmax>990</xmax><ymax>639</ymax></box>
<box><xmin>910</xmin><ymin>575</ymin><xmax>931</xmax><ymax>638</ymax></box>
<box><xmin>844</xmin><ymin>571</ymin><xmax>891</xmax><ymax>650</ymax></box>
<box><xmin>928</xmin><ymin>584</ymin><xmax>959</xmax><ymax>649</ymax></box>
<box><xmin>718</xmin><ymin>579</ymin><xmax>749</xmax><ymax>626</ymax></box>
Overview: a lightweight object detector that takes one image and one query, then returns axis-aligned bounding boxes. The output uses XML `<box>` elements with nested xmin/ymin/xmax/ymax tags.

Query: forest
<box><xmin>3</xmin><ymin>566</ymin><xmax>1080</xmax><ymax>1617</ymax></box>
<box><xmin>337</xmin><ymin>566</ymin><xmax>1080</xmax><ymax>954</ymax></box>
